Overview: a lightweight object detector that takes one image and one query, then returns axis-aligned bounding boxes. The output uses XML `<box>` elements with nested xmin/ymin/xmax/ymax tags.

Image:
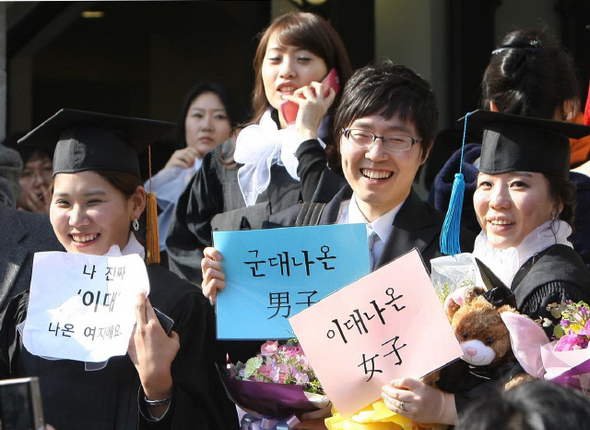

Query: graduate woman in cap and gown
<box><xmin>0</xmin><ymin>109</ymin><xmax>238</xmax><ymax>430</ymax></box>
<box><xmin>380</xmin><ymin>111</ymin><xmax>590</xmax><ymax>426</ymax></box>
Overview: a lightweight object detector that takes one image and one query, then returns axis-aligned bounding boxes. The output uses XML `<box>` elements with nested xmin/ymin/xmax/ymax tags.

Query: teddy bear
<box><xmin>423</xmin><ymin>287</ymin><xmax>548</xmax><ymax>393</ymax></box>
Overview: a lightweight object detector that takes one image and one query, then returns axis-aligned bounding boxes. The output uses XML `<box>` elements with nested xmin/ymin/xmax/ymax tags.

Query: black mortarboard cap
<box><xmin>18</xmin><ymin>109</ymin><xmax>175</xmax><ymax>177</ymax></box>
<box><xmin>465</xmin><ymin>110</ymin><xmax>590</xmax><ymax>178</ymax></box>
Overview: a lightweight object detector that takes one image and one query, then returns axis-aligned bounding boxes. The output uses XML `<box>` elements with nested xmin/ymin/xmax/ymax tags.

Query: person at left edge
<box><xmin>0</xmin><ymin>143</ymin><xmax>63</xmax><ymax>312</ymax></box>
<box><xmin>0</xmin><ymin>141</ymin><xmax>23</xmax><ymax>208</ymax></box>
<box><xmin>0</xmin><ymin>109</ymin><xmax>238</xmax><ymax>430</ymax></box>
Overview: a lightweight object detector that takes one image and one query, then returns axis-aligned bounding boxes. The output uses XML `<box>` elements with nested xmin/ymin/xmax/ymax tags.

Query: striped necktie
<box><xmin>368</xmin><ymin>230</ymin><xmax>379</xmax><ymax>271</ymax></box>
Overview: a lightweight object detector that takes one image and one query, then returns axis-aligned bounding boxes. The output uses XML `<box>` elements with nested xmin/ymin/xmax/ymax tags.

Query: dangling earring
<box><xmin>132</xmin><ymin>218</ymin><xmax>139</xmax><ymax>231</ymax></box>
<box><xmin>551</xmin><ymin>210</ymin><xmax>557</xmax><ymax>221</ymax></box>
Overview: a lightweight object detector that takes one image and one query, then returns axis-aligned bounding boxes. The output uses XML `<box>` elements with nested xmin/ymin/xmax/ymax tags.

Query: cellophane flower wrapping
<box><xmin>429</xmin><ymin>254</ymin><xmax>479</xmax><ymax>305</ymax></box>
<box><xmin>222</xmin><ymin>340</ymin><xmax>331</xmax><ymax>423</ymax></box>
<box><xmin>540</xmin><ymin>300</ymin><xmax>590</xmax><ymax>395</ymax></box>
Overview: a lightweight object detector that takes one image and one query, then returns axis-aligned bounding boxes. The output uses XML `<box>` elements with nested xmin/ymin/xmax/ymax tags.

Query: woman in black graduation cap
<box><xmin>0</xmin><ymin>109</ymin><xmax>238</xmax><ymax>430</ymax></box>
<box><xmin>380</xmin><ymin>111</ymin><xmax>590</xmax><ymax>426</ymax></box>
<box><xmin>467</xmin><ymin>111</ymin><xmax>590</xmax><ymax>325</ymax></box>
<box><xmin>430</xmin><ymin>27</ymin><xmax>590</xmax><ymax>268</ymax></box>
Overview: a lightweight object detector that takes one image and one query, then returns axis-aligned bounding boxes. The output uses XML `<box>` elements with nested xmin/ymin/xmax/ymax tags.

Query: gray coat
<box><xmin>0</xmin><ymin>143</ymin><xmax>22</xmax><ymax>208</ymax></box>
<box><xmin>0</xmin><ymin>204</ymin><xmax>62</xmax><ymax>310</ymax></box>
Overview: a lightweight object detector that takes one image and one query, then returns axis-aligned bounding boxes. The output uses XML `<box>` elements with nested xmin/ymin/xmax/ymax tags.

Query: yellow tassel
<box><xmin>145</xmin><ymin>191</ymin><xmax>160</xmax><ymax>266</ymax></box>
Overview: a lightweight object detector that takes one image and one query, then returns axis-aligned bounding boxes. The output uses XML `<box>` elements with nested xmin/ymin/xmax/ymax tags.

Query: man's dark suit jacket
<box><xmin>267</xmin><ymin>185</ymin><xmax>476</xmax><ymax>271</ymax></box>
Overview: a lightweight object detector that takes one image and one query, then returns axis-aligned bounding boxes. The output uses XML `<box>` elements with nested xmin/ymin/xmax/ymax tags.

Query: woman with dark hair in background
<box><xmin>147</xmin><ymin>82</ymin><xmax>236</xmax><ymax>262</ymax></box>
<box><xmin>166</xmin><ymin>12</ymin><xmax>352</xmax><ymax>285</ymax></box>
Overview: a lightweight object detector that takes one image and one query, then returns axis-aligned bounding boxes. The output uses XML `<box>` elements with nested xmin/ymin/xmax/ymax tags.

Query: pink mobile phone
<box><xmin>280</xmin><ymin>68</ymin><xmax>340</xmax><ymax>125</ymax></box>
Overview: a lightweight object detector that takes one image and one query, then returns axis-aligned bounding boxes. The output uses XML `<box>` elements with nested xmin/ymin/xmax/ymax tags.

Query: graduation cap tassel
<box><xmin>145</xmin><ymin>145</ymin><xmax>161</xmax><ymax>266</ymax></box>
<box><xmin>440</xmin><ymin>111</ymin><xmax>471</xmax><ymax>255</ymax></box>
<box><xmin>440</xmin><ymin>173</ymin><xmax>465</xmax><ymax>255</ymax></box>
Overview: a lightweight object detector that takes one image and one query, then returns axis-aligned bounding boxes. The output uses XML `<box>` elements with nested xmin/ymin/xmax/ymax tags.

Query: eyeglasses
<box><xmin>342</xmin><ymin>128</ymin><xmax>422</xmax><ymax>152</ymax></box>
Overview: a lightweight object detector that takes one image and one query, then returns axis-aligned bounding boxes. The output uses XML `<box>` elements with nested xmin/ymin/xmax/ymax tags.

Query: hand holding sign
<box><xmin>128</xmin><ymin>291</ymin><xmax>179</xmax><ymax>408</ymax></box>
<box><xmin>289</xmin><ymin>249</ymin><xmax>462</xmax><ymax>417</ymax></box>
<box><xmin>381</xmin><ymin>377</ymin><xmax>457</xmax><ymax>425</ymax></box>
<box><xmin>23</xmin><ymin>251</ymin><xmax>150</xmax><ymax>362</ymax></box>
<box><xmin>213</xmin><ymin>224</ymin><xmax>370</xmax><ymax>340</ymax></box>
<box><xmin>201</xmin><ymin>246</ymin><xmax>226</xmax><ymax>304</ymax></box>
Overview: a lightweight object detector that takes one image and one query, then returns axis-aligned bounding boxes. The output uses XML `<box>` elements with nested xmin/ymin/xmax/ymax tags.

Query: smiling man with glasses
<box><xmin>202</xmin><ymin>61</ymin><xmax>476</xmax><ymax>310</ymax></box>
<box><xmin>200</xmin><ymin>65</ymin><xmax>477</xmax><ymax>414</ymax></box>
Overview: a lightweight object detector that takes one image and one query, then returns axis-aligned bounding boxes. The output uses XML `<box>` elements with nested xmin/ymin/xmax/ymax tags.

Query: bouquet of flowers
<box><xmin>540</xmin><ymin>300</ymin><xmax>590</xmax><ymax>394</ymax></box>
<box><xmin>222</xmin><ymin>340</ymin><xmax>331</xmax><ymax>429</ymax></box>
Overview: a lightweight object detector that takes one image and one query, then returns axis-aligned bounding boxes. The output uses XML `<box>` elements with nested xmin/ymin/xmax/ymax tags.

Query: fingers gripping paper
<box><xmin>289</xmin><ymin>249</ymin><xmax>462</xmax><ymax>416</ymax></box>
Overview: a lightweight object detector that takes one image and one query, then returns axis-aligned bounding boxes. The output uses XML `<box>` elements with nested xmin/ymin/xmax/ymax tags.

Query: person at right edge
<box><xmin>430</xmin><ymin>27</ymin><xmax>590</xmax><ymax>268</ymax></box>
<box><xmin>382</xmin><ymin>110</ymin><xmax>590</xmax><ymax>427</ymax></box>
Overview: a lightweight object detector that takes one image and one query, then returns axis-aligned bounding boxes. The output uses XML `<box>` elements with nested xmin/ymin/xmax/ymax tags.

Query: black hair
<box><xmin>456</xmin><ymin>380</ymin><xmax>590</xmax><ymax>430</ymax></box>
<box><xmin>92</xmin><ymin>170</ymin><xmax>146</xmax><ymax>242</ymax></box>
<box><xmin>176</xmin><ymin>81</ymin><xmax>237</xmax><ymax>150</ymax></box>
<box><xmin>251</xmin><ymin>12</ymin><xmax>352</xmax><ymax>125</ymax></box>
<box><xmin>333</xmin><ymin>60</ymin><xmax>439</xmax><ymax>155</ymax></box>
<box><xmin>94</xmin><ymin>170</ymin><xmax>143</xmax><ymax>198</ymax></box>
<box><xmin>481</xmin><ymin>27</ymin><xmax>580</xmax><ymax>120</ymax></box>
<box><xmin>547</xmin><ymin>174</ymin><xmax>577</xmax><ymax>227</ymax></box>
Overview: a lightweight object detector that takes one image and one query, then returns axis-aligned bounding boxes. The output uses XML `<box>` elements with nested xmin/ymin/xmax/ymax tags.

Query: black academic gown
<box><xmin>442</xmin><ymin>244</ymin><xmax>590</xmax><ymax>414</ymax></box>
<box><xmin>511</xmin><ymin>244</ymin><xmax>590</xmax><ymax>333</ymax></box>
<box><xmin>0</xmin><ymin>265</ymin><xmax>238</xmax><ymax>430</ymax></box>
<box><xmin>166</xmin><ymin>140</ymin><xmax>302</xmax><ymax>285</ymax></box>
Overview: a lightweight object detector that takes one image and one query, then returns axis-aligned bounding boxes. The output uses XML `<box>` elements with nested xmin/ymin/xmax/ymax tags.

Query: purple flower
<box><xmin>293</xmin><ymin>371</ymin><xmax>310</xmax><ymax>385</ymax></box>
<box><xmin>258</xmin><ymin>363</ymin><xmax>273</xmax><ymax>380</ymax></box>
<box><xmin>555</xmin><ymin>331</ymin><xmax>586</xmax><ymax>352</ymax></box>
<box><xmin>579</xmin><ymin>321</ymin><xmax>590</xmax><ymax>338</ymax></box>
<box><xmin>229</xmin><ymin>339</ymin><xmax>325</xmax><ymax>395</ymax></box>
<box><xmin>274</xmin><ymin>364</ymin><xmax>289</xmax><ymax>383</ymax></box>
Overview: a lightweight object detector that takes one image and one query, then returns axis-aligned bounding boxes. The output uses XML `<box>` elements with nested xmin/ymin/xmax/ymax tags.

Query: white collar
<box><xmin>104</xmin><ymin>232</ymin><xmax>146</xmax><ymax>260</ymax></box>
<box><xmin>343</xmin><ymin>194</ymin><xmax>402</xmax><ymax>243</ymax></box>
<box><xmin>473</xmin><ymin>220</ymin><xmax>573</xmax><ymax>287</ymax></box>
<box><xmin>233</xmin><ymin>109</ymin><xmax>328</xmax><ymax>206</ymax></box>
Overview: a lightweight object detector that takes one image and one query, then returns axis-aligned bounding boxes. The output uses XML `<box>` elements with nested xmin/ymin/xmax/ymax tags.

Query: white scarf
<box><xmin>233</xmin><ymin>109</ymin><xmax>328</xmax><ymax>206</ymax></box>
<box><xmin>104</xmin><ymin>232</ymin><xmax>146</xmax><ymax>259</ymax></box>
<box><xmin>473</xmin><ymin>220</ymin><xmax>573</xmax><ymax>287</ymax></box>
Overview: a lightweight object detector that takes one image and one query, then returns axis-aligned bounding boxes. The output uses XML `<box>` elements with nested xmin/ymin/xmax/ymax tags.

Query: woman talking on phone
<box><xmin>165</xmin><ymin>12</ymin><xmax>352</xmax><ymax>287</ymax></box>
